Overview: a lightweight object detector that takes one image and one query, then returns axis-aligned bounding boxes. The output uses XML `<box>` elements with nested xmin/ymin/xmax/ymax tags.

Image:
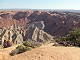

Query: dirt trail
<box><xmin>1</xmin><ymin>43</ymin><xmax>80</xmax><ymax>60</ymax></box>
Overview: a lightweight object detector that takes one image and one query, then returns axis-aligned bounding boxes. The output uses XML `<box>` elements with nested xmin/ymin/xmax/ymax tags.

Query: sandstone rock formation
<box><xmin>14</xmin><ymin>30</ymin><xmax>23</xmax><ymax>44</ymax></box>
<box><xmin>0</xmin><ymin>10</ymin><xmax>80</xmax><ymax>37</ymax></box>
<box><xmin>24</xmin><ymin>21</ymin><xmax>54</xmax><ymax>42</ymax></box>
<box><xmin>32</xmin><ymin>27</ymin><xmax>54</xmax><ymax>42</ymax></box>
<box><xmin>1</xmin><ymin>26</ymin><xmax>24</xmax><ymax>48</ymax></box>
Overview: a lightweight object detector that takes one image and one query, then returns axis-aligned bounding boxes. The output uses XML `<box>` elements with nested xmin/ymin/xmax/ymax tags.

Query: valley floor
<box><xmin>0</xmin><ymin>43</ymin><xmax>80</xmax><ymax>60</ymax></box>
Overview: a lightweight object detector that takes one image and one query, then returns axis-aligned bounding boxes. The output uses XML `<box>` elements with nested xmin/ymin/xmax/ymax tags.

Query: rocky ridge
<box><xmin>0</xmin><ymin>11</ymin><xmax>80</xmax><ymax>36</ymax></box>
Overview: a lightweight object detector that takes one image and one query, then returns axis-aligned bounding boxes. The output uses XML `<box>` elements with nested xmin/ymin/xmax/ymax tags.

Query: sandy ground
<box><xmin>0</xmin><ymin>43</ymin><xmax>80</xmax><ymax>60</ymax></box>
<box><xmin>0</xmin><ymin>45</ymin><xmax>18</xmax><ymax>60</ymax></box>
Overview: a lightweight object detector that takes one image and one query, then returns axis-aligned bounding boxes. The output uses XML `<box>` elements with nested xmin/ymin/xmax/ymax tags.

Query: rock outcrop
<box><xmin>24</xmin><ymin>21</ymin><xmax>54</xmax><ymax>42</ymax></box>
<box><xmin>32</xmin><ymin>27</ymin><xmax>54</xmax><ymax>42</ymax></box>
<box><xmin>0</xmin><ymin>10</ymin><xmax>80</xmax><ymax>37</ymax></box>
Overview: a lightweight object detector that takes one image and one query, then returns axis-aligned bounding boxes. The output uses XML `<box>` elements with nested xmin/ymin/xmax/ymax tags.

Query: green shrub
<box><xmin>23</xmin><ymin>40</ymin><xmax>31</xmax><ymax>47</ymax></box>
<box><xmin>10</xmin><ymin>39</ymin><xmax>42</xmax><ymax>56</ymax></box>
<box><xmin>67</xmin><ymin>28</ymin><xmax>80</xmax><ymax>46</ymax></box>
<box><xmin>9</xmin><ymin>44</ymin><xmax>31</xmax><ymax>56</ymax></box>
<box><xmin>23</xmin><ymin>39</ymin><xmax>42</xmax><ymax>48</ymax></box>
<box><xmin>57</xmin><ymin>28</ymin><xmax>80</xmax><ymax>47</ymax></box>
<box><xmin>16</xmin><ymin>45</ymin><xmax>27</xmax><ymax>54</ymax></box>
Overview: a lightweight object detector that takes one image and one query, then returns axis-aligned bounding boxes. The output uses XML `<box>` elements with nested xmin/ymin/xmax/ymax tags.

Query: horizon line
<box><xmin>0</xmin><ymin>8</ymin><xmax>80</xmax><ymax>10</ymax></box>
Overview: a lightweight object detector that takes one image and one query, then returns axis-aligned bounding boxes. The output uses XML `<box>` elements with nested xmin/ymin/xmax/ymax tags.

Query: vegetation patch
<box><xmin>56</xmin><ymin>28</ymin><xmax>80</xmax><ymax>47</ymax></box>
<box><xmin>10</xmin><ymin>39</ymin><xmax>42</xmax><ymax>56</ymax></box>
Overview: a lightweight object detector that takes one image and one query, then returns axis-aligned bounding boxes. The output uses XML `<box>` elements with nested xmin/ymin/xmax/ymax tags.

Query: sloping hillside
<box><xmin>1</xmin><ymin>11</ymin><xmax>80</xmax><ymax>36</ymax></box>
<box><xmin>1</xmin><ymin>43</ymin><xmax>80</xmax><ymax>60</ymax></box>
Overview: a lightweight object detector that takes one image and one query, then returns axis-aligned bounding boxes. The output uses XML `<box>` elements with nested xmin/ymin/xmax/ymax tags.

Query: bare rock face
<box><xmin>27</xmin><ymin>11</ymin><xmax>80</xmax><ymax>36</ymax></box>
<box><xmin>32</xmin><ymin>27</ymin><xmax>54</xmax><ymax>42</ymax></box>
<box><xmin>29</xmin><ymin>21</ymin><xmax>45</xmax><ymax>30</ymax></box>
<box><xmin>15</xmin><ymin>34</ymin><xmax>23</xmax><ymax>44</ymax></box>
<box><xmin>1</xmin><ymin>29</ymin><xmax>14</xmax><ymax>47</ymax></box>
<box><xmin>12</xmin><ymin>11</ymin><xmax>32</xmax><ymax>20</ymax></box>
<box><xmin>32</xmin><ymin>27</ymin><xmax>39</xmax><ymax>41</ymax></box>
<box><xmin>24</xmin><ymin>21</ymin><xmax>54</xmax><ymax>42</ymax></box>
<box><xmin>1</xmin><ymin>28</ymin><xmax>24</xmax><ymax>47</ymax></box>
<box><xmin>24</xmin><ymin>21</ymin><xmax>45</xmax><ymax>40</ymax></box>
<box><xmin>0</xmin><ymin>13</ymin><xmax>13</xmax><ymax>19</ymax></box>
<box><xmin>12</xmin><ymin>12</ymin><xmax>26</xmax><ymax>20</ymax></box>
<box><xmin>28</xmin><ymin>11</ymin><xmax>50</xmax><ymax>21</ymax></box>
<box><xmin>1</xmin><ymin>11</ymin><xmax>80</xmax><ymax>49</ymax></box>
<box><xmin>1</xmin><ymin>10</ymin><xmax>80</xmax><ymax>37</ymax></box>
<box><xmin>38</xmin><ymin>30</ymin><xmax>54</xmax><ymax>42</ymax></box>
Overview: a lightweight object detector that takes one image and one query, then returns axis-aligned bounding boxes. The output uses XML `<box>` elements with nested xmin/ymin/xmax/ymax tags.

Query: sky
<box><xmin>0</xmin><ymin>0</ymin><xmax>80</xmax><ymax>10</ymax></box>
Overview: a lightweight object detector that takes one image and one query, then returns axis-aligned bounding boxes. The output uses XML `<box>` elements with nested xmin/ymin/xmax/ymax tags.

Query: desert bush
<box><xmin>24</xmin><ymin>39</ymin><xmax>42</xmax><ymax>48</ymax></box>
<box><xmin>23</xmin><ymin>40</ymin><xmax>32</xmax><ymax>47</ymax></box>
<box><xmin>67</xmin><ymin>28</ymin><xmax>80</xmax><ymax>46</ymax></box>
<box><xmin>56</xmin><ymin>28</ymin><xmax>80</xmax><ymax>47</ymax></box>
<box><xmin>10</xmin><ymin>39</ymin><xmax>42</xmax><ymax>56</ymax></box>
<box><xmin>16</xmin><ymin>45</ymin><xmax>29</xmax><ymax>54</ymax></box>
<box><xmin>56</xmin><ymin>37</ymin><xmax>70</xmax><ymax>46</ymax></box>
<box><xmin>9</xmin><ymin>44</ymin><xmax>31</xmax><ymax>56</ymax></box>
